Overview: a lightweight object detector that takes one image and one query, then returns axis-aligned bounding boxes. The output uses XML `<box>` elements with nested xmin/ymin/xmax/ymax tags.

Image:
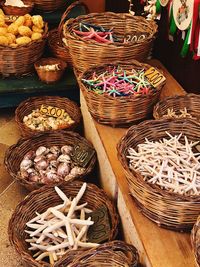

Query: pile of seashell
<box><xmin>23</xmin><ymin>109</ymin><xmax>74</xmax><ymax>131</ymax></box>
<box><xmin>19</xmin><ymin>145</ymin><xmax>85</xmax><ymax>183</ymax></box>
<box><xmin>25</xmin><ymin>183</ymin><xmax>99</xmax><ymax>264</ymax></box>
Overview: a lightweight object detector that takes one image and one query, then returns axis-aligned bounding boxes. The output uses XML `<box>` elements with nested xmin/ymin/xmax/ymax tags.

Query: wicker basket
<box><xmin>1</xmin><ymin>0</ymin><xmax>34</xmax><ymax>15</ymax></box>
<box><xmin>79</xmin><ymin>61</ymin><xmax>165</xmax><ymax>127</ymax></box>
<box><xmin>15</xmin><ymin>96</ymin><xmax>82</xmax><ymax>137</ymax></box>
<box><xmin>34</xmin><ymin>0</ymin><xmax>66</xmax><ymax>12</ymax></box>
<box><xmin>34</xmin><ymin>57</ymin><xmax>67</xmax><ymax>83</ymax></box>
<box><xmin>192</xmin><ymin>216</ymin><xmax>200</xmax><ymax>267</ymax></box>
<box><xmin>61</xmin><ymin>12</ymin><xmax>157</xmax><ymax>75</ymax></box>
<box><xmin>153</xmin><ymin>93</ymin><xmax>200</xmax><ymax>120</ymax></box>
<box><xmin>8</xmin><ymin>181</ymin><xmax>119</xmax><ymax>266</ymax></box>
<box><xmin>4</xmin><ymin>131</ymin><xmax>97</xmax><ymax>191</ymax></box>
<box><xmin>55</xmin><ymin>240</ymin><xmax>139</xmax><ymax>267</ymax></box>
<box><xmin>117</xmin><ymin>118</ymin><xmax>200</xmax><ymax>231</ymax></box>
<box><xmin>0</xmin><ymin>21</ymin><xmax>48</xmax><ymax>77</ymax></box>
<box><xmin>48</xmin><ymin>1</ymin><xmax>88</xmax><ymax>67</ymax></box>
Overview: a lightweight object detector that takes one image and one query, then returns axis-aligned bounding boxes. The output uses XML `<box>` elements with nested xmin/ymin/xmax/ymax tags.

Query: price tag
<box><xmin>5</xmin><ymin>15</ymin><xmax>19</xmax><ymax>22</ymax></box>
<box><xmin>40</xmin><ymin>105</ymin><xmax>65</xmax><ymax>118</ymax></box>
<box><xmin>124</xmin><ymin>32</ymin><xmax>148</xmax><ymax>43</ymax></box>
<box><xmin>71</xmin><ymin>143</ymin><xmax>95</xmax><ymax>168</ymax></box>
<box><xmin>86</xmin><ymin>205</ymin><xmax>111</xmax><ymax>244</ymax></box>
<box><xmin>144</xmin><ymin>67</ymin><xmax>166</xmax><ymax>88</ymax></box>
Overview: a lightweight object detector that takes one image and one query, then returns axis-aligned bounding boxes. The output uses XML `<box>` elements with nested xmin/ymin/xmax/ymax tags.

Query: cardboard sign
<box><xmin>144</xmin><ymin>67</ymin><xmax>166</xmax><ymax>88</ymax></box>
<box><xmin>124</xmin><ymin>32</ymin><xmax>148</xmax><ymax>43</ymax></box>
<box><xmin>71</xmin><ymin>143</ymin><xmax>95</xmax><ymax>168</ymax></box>
<box><xmin>86</xmin><ymin>205</ymin><xmax>111</xmax><ymax>244</ymax></box>
<box><xmin>40</xmin><ymin>105</ymin><xmax>65</xmax><ymax>118</ymax></box>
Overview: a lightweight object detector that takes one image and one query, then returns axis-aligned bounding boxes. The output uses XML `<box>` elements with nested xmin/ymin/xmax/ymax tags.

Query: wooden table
<box><xmin>80</xmin><ymin>60</ymin><xmax>196</xmax><ymax>267</ymax></box>
<box><xmin>0</xmin><ymin>59</ymin><xmax>196</xmax><ymax>267</ymax></box>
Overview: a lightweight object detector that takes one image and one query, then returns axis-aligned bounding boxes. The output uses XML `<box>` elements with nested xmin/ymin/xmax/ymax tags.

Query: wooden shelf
<box><xmin>80</xmin><ymin>59</ymin><xmax>196</xmax><ymax>267</ymax></box>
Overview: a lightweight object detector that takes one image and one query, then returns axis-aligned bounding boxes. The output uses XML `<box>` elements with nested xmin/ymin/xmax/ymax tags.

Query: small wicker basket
<box><xmin>0</xmin><ymin>22</ymin><xmax>48</xmax><ymax>77</ymax></box>
<box><xmin>15</xmin><ymin>96</ymin><xmax>82</xmax><ymax>137</ymax></box>
<box><xmin>8</xmin><ymin>181</ymin><xmax>119</xmax><ymax>266</ymax></box>
<box><xmin>55</xmin><ymin>240</ymin><xmax>139</xmax><ymax>267</ymax></box>
<box><xmin>153</xmin><ymin>93</ymin><xmax>200</xmax><ymax>120</ymax></box>
<box><xmin>79</xmin><ymin>61</ymin><xmax>165</xmax><ymax>127</ymax></box>
<box><xmin>1</xmin><ymin>0</ymin><xmax>34</xmax><ymax>15</ymax></box>
<box><xmin>48</xmin><ymin>1</ymin><xmax>88</xmax><ymax>67</ymax></box>
<box><xmin>117</xmin><ymin>118</ymin><xmax>200</xmax><ymax>231</ymax></box>
<box><xmin>192</xmin><ymin>216</ymin><xmax>200</xmax><ymax>267</ymax></box>
<box><xmin>34</xmin><ymin>57</ymin><xmax>67</xmax><ymax>83</ymax></box>
<box><xmin>61</xmin><ymin>12</ymin><xmax>157</xmax><ymax>75</ymax></box>
<box><xmin>34</xmin><ymin>0</ymin><xmax>66</xmax><ymax>12</ymax></box>
<box><xmin>4</xmin><ymin>131</ymin><xmax>97</xmax><ymax>191</ymax></box>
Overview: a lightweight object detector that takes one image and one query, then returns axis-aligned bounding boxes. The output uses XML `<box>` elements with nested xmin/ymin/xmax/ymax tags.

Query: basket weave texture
<box><xmin>15</xmin><ymin>96</ymin><xmax>82</xmax><ymax>137</ymax></box>
<box><xmin>62</xmin><ymin>12</ymin><xmax>157</xmax><ymax>74</ymax></box>
<box><xmin>0</xmin><ymin>23</ymin><xmax>48</xmax><ymax>77</ymax></box>
<box><xmin>4</xmin><ymin>131</ymin><xmax>97</xmax><ymax>191</ymax></box>
<box><xmin>117</xmin><ymin>118</ymin><xmax>200</xmax><ymax>231</ymax></box>
<box><xmin>34</xmin><ymin>0</ymin><xmax>66</xmax><ymax>12</ymax></box>
<box><xmin>192</xmin><ymin>216</ymin><xmax>200</xmax><ymax>267</ymax></box>
<box><xmin>79</xmin><ymin>61</ymin><xmax>165</xmax><ymax>127</ymax></box>
<box><xmin>153</xmin><ymin>93</ymin><xmax>200</xmax><ymax>120</ymax></box>
<box><xmin>55</xmin><ymin>240</ymin><xmax>139</xmax><ymax>267</ymax></box>
<box><xmin>8</xmin><ymin>181</ymin><xmax>119</xmax><ymax>267</ymax></box>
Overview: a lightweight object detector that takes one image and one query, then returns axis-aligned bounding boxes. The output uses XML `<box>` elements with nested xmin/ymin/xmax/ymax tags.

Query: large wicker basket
<box><xmin>34</xmin><ymin>0</ymin><xmax>66</xmax><ymax>12</ymax></box>
<box><xmin>192</xmin><ymin>216</ymin><xmax>200</xmax><ymax>267</ymax></box>
<box><xmin>15</xmin><ymin>96</ymin><xmax>82</xmax><ymax>137</ymax></box>
<box><xmin>117</xmin><ymin>118</ymin><xmax>200</xmax><ymax>231</ymax></box>
<box><xmin>4</xmin><ymin>131</ymin><xmax>97</xmax><ymax>191</ymax></box>
<box><xmin>8</xmin><ymin>181</ymin><xmax>119</xmax><ymax>267</ymax></box>
<box><xmin>48</xmin><ymin>1</ymin><xmax>88</xmax><ymax>67</ymax></box>
<box><xmin>79</xmin><ymin>60</ymin><xmax>165</xmax><ymax>127</ymax></box>
<box><xmin>0</xmin><ymin>22</ymin><xmax>48</xmax><ymax>77</ymax></box>
<box><xmin>55</xmin><ymin>240</ymin><xmax>139</xmax><ymax>267</ymax></box>
<box><xmin>153</xmin><ymin>93</ymin><xmax>200</xmax><ymax>120</ymax></box>
<box><xmin>61</xmin><ymin>12</ymin><xmax>158</xmax><ymax>75</ymax></box>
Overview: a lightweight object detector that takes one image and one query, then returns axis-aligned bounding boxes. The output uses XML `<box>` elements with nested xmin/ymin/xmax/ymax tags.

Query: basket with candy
<box><xmin>79</xmin><ymin>60</ymin><xmax>166</xmax><ymax>127</ymax></box>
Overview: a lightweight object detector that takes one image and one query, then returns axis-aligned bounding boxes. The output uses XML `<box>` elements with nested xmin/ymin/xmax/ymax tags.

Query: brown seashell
<box><xmin>61</xmin><ymin>145</ymin><xmax>73</xmax><ymax>155</ymax></box>
<box><xmin>57</xmin><ymin>163</ymin><xmax>70</xmax><ymax>177</ymax></box>
<box><xmin>24</xmin><ymin>150</ymin><xmax>36</xmax><ymax>160</ymax></box>
<box><xmin>20</xmin><ymin>159</ymin><xmax>33</xmax><ymax>170</ymax></box>
<box><xmin>35</xmin><ymin>160</ymin><xmax>48</xmax><ymax>170</ymax></box>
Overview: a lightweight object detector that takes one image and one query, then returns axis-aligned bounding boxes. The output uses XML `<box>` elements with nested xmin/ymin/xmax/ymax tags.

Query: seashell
<box><xmin>35</xmin><ymin>159</ymin><xmax>48</xmax><ymax>170</ymax></box>
<box><xmin>29</xmin><ymin>173</ymin><xmax>40</xmax><ymax>182</ymax></box>
<box><xmin>44</xmin><ymin>172</ymin><xmax>60</xmax><ymax>183</ymax></box>
<box><xmin>34</xmin><ymin>155</ymin><xmax>46</xmax><ymax>163</ymax></box>
<box><xmin>36</xmin><ymin>146</ymin><xmax>48</xmax><ymax>156</ymax></box>
<box><xmin>20</xmin><ymin>170</ymin><xmax>29</xmax><ymax>179</ymax></box>
<box><xmin>50</xmin><ymin>146</ymin><xmax>60</xmax><ymax>156</ymax></box>
<box><xmin>70</xmin><ymin>166</ymin><xmax>85</xmax><ymax>177</ymax></box>
<box><xmin>27</xmin><ymin>168</ymin><xmax>36</xmax><ymax>174</ymax></box>
<box><xmin>49</xmin><ymin>160</ymin><xmax>58</xmax><ymax>168</ymax></box>
<box><xmin>24</xmin><ymin>150</ymin><xmax>36</xmax><ymax>160</ymax></box>
<box><xmin>57</xmin><ymin>163</ymin><xmax>70</xmax><ymax>177</ymax></box>
<box><xmin>57</xmin><ymin>154</ymin><xmax>71</xmax><ymax>163</ymax></box>
<box><xmin>20</xmin><ymin>159</ymin><xmax>33</xmax><ymax>170</ymax></box>
<box><xmin>46</xmin><ymin>153</ymin><xmax>57</xmax><ymax>161</ymax></box>
<box><xmin>61</xmin><ymin>145</ymin><xmax>73</xmax><ymax>155</ymax></box>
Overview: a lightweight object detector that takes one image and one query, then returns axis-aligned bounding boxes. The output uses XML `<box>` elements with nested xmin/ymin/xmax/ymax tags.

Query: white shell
<box><xmin>36</xmin><ymin>146</ymin><xmax>48</xmax><ymax>156</ymax></box>
<box><xmin>57</xmin><ymin>154</ymin><xmax>71</xmax><ymax>163</ymax></box>
<box><xmin>20</xmin><ymin>159</ymin><xmax>33</xmax><ymax>170</ymax></box>
<box><xmin>61</xmin><ymin>145</ymin><xmax>73</xmax><ymax>155</ymax></box>
<box><xmin>57</xmin><ymin>163</ymin><xmax>70</xmax><ymax>177</ymax></box>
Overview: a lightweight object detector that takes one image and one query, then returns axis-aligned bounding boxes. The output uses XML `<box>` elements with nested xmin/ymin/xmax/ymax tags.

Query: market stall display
<box><xmin>8</xmin><ymin>181</ymin><xmax>119</xmax><ymax>266</ymax></box>
<box><xmin>61</xmin><ymin>11</ymin><xmax>157</xmax><ymax>74</ymax></box>
<box><xmin>79</xmin><ymin>60</ymin><xmax>165</xmax><ymax>126</ymax></box>
<box><xmin>15</xmin><ymin>96</ymin><xmax>82</xmax><ymax>136</ymax></box>
<box><xmin>0</xmin><ymin>11</ymin><xmax>48</xmax><ymax>76</ymax></box>
<box><xmin>4</xmin><ymin>131</ymin><xmax>96</xmax><ymax>191</ymax></box>
<box><xmin>117</xmin><ymin>118</ymin><xmax>200</xmax><ymax>231</ymax></box>
<box><xmin>153</xmin><ymin>93</ymin><xmax>200</xmax><ymax>120</ymax></box>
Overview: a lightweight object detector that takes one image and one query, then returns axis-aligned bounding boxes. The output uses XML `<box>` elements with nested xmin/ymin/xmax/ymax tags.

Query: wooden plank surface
<box><xmin>81</xmin><ymin>59</ymin><xmax>196</xmax><ymax>267</ymax></box>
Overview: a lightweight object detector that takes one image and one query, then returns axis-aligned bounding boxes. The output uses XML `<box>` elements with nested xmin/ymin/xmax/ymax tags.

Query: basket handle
<box><xmin>58</xmin><ymin>0</ymin><xmax>89</xmax><ymax>40</ymax></box>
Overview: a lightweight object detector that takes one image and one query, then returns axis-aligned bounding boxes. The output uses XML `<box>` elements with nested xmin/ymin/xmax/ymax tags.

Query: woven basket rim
<box><xmin>117</xmin><ymin>118</ymin><xmax>200</xmax><ymax>202</ymax></box>
<box><xmin>79</xmin><ymin>61</ymin><xmax>164</xmax><ymax>100</ymax></box>
<box><xmin>191</xmin><ymin>215</ymin><xmax>200</xmax><ymax>266</ymax></box>
<box><xmin>63</xmin><ymin>13</ymin><xmax>157</xmax><ymax>48</ymax></box>
<box><xmin>0</xmin><ymin>22</ymin><xmax>48</xmax><ymax>49</ymax></box>
<box><xmin>8</xmin><ymin>181</ymin><xmax>119</xmax><ymax>266</ymax></box>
